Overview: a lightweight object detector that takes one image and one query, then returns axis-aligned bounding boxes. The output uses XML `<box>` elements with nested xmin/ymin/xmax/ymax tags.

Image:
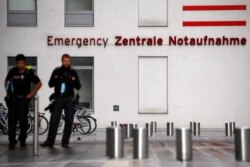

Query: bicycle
<box><xmin>28</xmin><ymin>111</ymin><xmax>49</xmax><ymax>135</ymax></box>
<box><xmin>76</xmin><ymin>106</ymin><xmax>97</xmax><ymax>134</ymax></box>
<box><xmin>57</xmin><ymin>110</ymin><xmax>91</xmax><ymax>135</ymax></box>
<box><xmin>45</xmin><ymin>101</ymin><xmax>91</xmax><ymax>135</ymax></box>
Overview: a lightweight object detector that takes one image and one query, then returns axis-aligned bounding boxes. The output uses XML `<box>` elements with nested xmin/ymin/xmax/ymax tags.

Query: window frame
<box><xmin>64</xmin><ymin>0</ymin><xmax>94</xmax><ymax>27</ymax></box>
<box><xmin>7</xmin><ymin>0</ymin><xmax>38</xmax><ymax>27</ymax></box>
<box><xmin>138</xmin><ymin>0</ymin><xmax>168</xmax><ymax>27</ymax></box>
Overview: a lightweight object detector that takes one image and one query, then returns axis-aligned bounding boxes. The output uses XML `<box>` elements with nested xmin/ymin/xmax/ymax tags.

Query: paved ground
<box><xmin>0</xmin><ymin>130</ymin><xmax>249</xmax><ymax>167</ymax></box>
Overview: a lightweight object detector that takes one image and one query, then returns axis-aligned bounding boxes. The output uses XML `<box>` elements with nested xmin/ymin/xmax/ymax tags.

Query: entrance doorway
<box><xmin>71</xmin><ymin>57</ymin><xmax>94</xmax><ymax>113</ymax></box>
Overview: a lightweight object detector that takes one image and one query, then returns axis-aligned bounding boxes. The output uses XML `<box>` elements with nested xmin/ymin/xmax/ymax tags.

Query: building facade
<box><xmin>0</xmin><ymin>0</ymin><xmax>250</xmax><ymax>128</ymax></box>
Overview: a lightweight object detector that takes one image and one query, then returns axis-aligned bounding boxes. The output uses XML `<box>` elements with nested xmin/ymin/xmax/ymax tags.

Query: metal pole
<box><xmin>150</xmin><ymin>122</ymin><xmax>154</xmax><ymax>136</ymax></box>
<box><xmin>193</xmin><ymin>122</ymin><xmax>196</xmax><ymax>136</ymax></box>
<box><xmin>176</xmin><ymin>128</ymin><xmax>192</xmax><ymax>161</ymax></box>
<box><xmin>127</xmin><ymin>124</ymin><xmax>133</xmax><ymax>138</ymax></box>
<box><xmin>198</xmin><ymin>123</ymin><xmax>200</xmax><ymax>136</ymax></box>
<box><xmin>154</xmin><ymin>121</ymin><xmax>157</xmax><ymax>133</ymax></box>
<box><xmin>111</xmin><ymin>121</ymin><xmax>117</xmax><ymax>127</ymax></box>
<box><xmin>190</xmin><ymin>122</ymin><xmax>193</xmax><ymax>133</ymax></box>
<box><xmin>229</xmin><ymin>122</ymin><xmax>233</xmax><ymax>136</ymax></box>
<box><xmin>135</xmin><ymin>124</ymin><xmax>138</xmax><ymax>128</ymax></box>
<box><xmin>167</xmin><ymin>122</ymin><xmax>170</xmax><ymax>136</ymax></box>
<box><xmin>33</xmin><ymin>96</ymin><xmax>39</xmax><ymax>155</ymax></box>
<box><xmin>225</xmin><ymin>123</ymin><xmax>229</xmax><ymax>136</ymax></box>
<box><xmin>133</xmin><ymin>127</ymin><xmax>148</xmax><ymax>159</ymax></box>
<box><xmin>145</xmin><ymin>123</ymin><xmax>152</xmax><ymax>137</ymax></box>
<box><xmin>234</xmin><ymin>127</ymin><xmax>250</xmax><ymax>161</ymax></box>
<box><xmin>232</xmin><ymin>122</ymin><xmax>236</xmax><ymax>133</ymax></box>
<box><xmin>171</xmin><ymin>122</ymin><xmax>174</xmax><ymax>136</ymax></box>
<box><xmin>120</xmin><ymin>124</ymin><xmax>128</xmax><ymax>139</ymax></box>
<box><xmin>106</xmin><ymin>127</ymin><xmax>124</xmax><ymax>159</ymax></box>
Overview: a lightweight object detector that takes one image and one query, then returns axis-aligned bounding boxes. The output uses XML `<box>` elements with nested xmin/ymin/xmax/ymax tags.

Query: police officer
<box><xmin>5</xmin><ymin>54</ymin><xmax>42</xmax><ymax>149</ymax></box>
<box><xmin>41</xmin><ymin>54</ymin><xmax>81</xmax><ymax>148</ymax></box>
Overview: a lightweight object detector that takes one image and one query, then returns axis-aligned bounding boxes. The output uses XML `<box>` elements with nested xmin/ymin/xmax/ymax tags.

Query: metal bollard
<box><xmin>225</xmin><ymin>122</ymin><xmax>235</xmax><ymax>136</ymax></box>
<box><xmin>106</xmin><ymin>127</ymin><xmax>124</xmax><ymax>159</ymax></box>
<box><xmin>133</xmin><ymin>127</ymin><xmax>148</xmax><ymax>159</ymax></box>
<box><xmin>225</xmin><ymin>123</ymin><xmax>229</xmax><ymax>136</ymax></box>
<box><xmin>190</xmin><ymin>122</ymin><xmax>200</xmax><ymax>136</ymax></box>
<box><xmin>171</xmin><ymin>122</ymin><xmax>174</xmax><ymax>136</ymax></box>
<box><xmin>193</xmin><ymin>122</ymin><xmax>196</xmax><ymax>136</ymax></box>
<box><xmin>229</xmin><ymin>122</ymin><xmax>233</xmax><ymax>136</ymax></box>
<box><xmin>167</xmin><ymin>122</ymin><xmax>174</xmax><ymax>136</ymax></box>
<box><xmin>150</xmin><ymin>122</ymin><xmax>154</xmax><ymax>135</ymax></box>
<box><xmin>190</xmin><ymin>122</ymin><xmax>193</xmax><ymax>133</ymax></box>
<box><xmin>167</xmin><ymin>122</ymin><xmax>170</xmax><ymax>136</ymax></box>
<box><xmin>234</xmin><ymin>127</ymin><xmax>250</xmax><ymax>161</ymax></box>
<box><xmin>154</xmin><ymin>121</ymin><xmax>157</xmax><ymax>133</ymax></box>
<box><xmin>120</xmin><ymin>124</ymin><xmax>128</xmax><ymax>139</ymax></box>
<box><xmin>197</xmin><ymin>123</ymin><xmax>201</xmax><ymax>136</ymax></box>
<box><xmin>33</xmin><ymin>96</ymin><xmax>39</xmax><ymax>155</ymax></box>
<box><xmin>127</xmin><ymin>124</ymin><xmax>134</xmax><ymax>138</ymax></box>
<box><xmin>232</xmin><ymin>122</ymin><xmax>236</xmax><ymax>133</ymax></box>
<box><xmin>176</xmin><ymin>128</ymin><xmax>192</xmax><ymax>161</ymax></box>
<box><xmin>111</xmin><ymin>121</ymin><xmax>117</xmax><ymax>127</ymax></box>
<box><xmin>146</xmin><ymin>123</ymin><xmax>153</xmax><ymax>137</ymax></box>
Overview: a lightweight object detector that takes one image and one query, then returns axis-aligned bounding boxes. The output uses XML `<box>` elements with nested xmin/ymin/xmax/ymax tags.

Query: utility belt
<box><xmin>13</xmin><ymin>95</ymin><xmax>26</xmax><ymax>98</ymax></box>
<box><xmin>55</xmin><ymin>93</ymin><xmax>74</xmax><ymax>99</ymax></box>
<box><xmin>5</xmin><ymin>95</ymin><xmax>28</xmax><ymax>107</ymax></box>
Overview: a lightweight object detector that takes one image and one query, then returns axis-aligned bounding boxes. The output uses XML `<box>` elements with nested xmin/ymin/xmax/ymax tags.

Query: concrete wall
<box><xmin>0</xmin><ymin>0</ymin><xmax>250</xmax><ymax>128</ymax></box>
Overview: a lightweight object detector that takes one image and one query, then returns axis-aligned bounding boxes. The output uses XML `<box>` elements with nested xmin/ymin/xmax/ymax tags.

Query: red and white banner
<box><xmin>182</xmin><ymin>0</ymin><xmax>247</xmax><ymax>26</ymax></box>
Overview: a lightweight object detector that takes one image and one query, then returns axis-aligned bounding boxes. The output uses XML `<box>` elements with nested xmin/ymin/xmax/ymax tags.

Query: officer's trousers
<box><xmin>8</xmin><ymin>97</ymin><xmax>29</xmax><ymax>144</ymax></box>
<box><xmin>47</xmin><ymin>96</ymin><xmax>74</xmax><ymax>145</ymax></box>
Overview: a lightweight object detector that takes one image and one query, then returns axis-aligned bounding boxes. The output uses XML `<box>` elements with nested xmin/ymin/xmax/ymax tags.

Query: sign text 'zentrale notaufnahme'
<box><xmin>47</xmin><ymin>35</ymin><xmax>247</xmax><ymax>48</ymax></box>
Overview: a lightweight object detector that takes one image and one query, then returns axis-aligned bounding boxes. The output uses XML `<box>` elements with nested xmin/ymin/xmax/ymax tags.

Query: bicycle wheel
<box><xmin>57</xmin><ymin>117</ymin><xmax>65</xmax><ymax>134</ymax></box>
<box><xmin>16</xmin><ymin>117</ymin><xmax>32</xmax><ymax>135</ymax></box>
<box><xmin>0</xmin><ymin>124</ymin><xmax>8</xmax><ymax>134</ymax></box>
<box><xmin>85</xmin><ymin>116</ymin><xmax>97</xmax><ymax>134</ymax></box>
<box><xmin>0</xmin><ymin>112</ymin><xmax>8</xmax><ymax>134</ymax></box>
<box><xmin>38</xmin><ymin>115</ymin><xmax>49</xmax><ymax>135</ymax></box>
<box><xmin>76</xmin><ymin>116</ymin><xmax>91</xmax><ymax>134</ymax></box>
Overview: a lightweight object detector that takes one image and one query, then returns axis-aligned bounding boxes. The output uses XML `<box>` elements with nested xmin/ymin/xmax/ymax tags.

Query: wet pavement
<box><xmin>0</xmin><ymin>130</ymin><xmax>249</xmax><ymax>167</ymax></box>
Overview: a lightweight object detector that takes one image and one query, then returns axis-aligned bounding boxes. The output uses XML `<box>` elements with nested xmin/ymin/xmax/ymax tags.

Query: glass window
<box><xmin>66</xmin><ymin>0</ymin><xmax>92</xmax><ymax>11</ymax></box>
<box><xmin>9</xmin><ymin>0</ymin><xmax>36</xmax><ymax>11</ymax></box>
<box><xmin>7</xmin><ymin>0</ymin><xmax>37</xmax><ymax>26</ymax></box>
<box><xmin>71</xmin><ymin>57</ymin><xmax>94</xmax><ymax>113</ymax></box>
<box><xmin>65</xmin><ymin>0</ymin><xmax>94</xmax><ymax>27</ymax></box>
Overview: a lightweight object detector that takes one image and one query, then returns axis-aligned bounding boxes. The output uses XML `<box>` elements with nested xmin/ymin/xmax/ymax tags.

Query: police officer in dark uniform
<box><xmin>41</xmin><ymin>54</ymin><xmax>81</xmax><ymax>148</ymax></box>
<box><xmin>5</xmin><ymin>54</ymin><xmax>42</xmax><ymax>149</ymax></box>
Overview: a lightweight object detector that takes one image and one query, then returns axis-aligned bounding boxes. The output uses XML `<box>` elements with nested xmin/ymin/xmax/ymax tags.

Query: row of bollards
<box><xmin>108</xmin><ymin>121</ymin><xmax>250</xmax><ymax>162</ymax></box>
<box><xmin>106</xmin><ymin>126</ymin><xmax>148</xmax><ymax>159</ymax></box>
<box><xmin>190</xmin><ymin>122</ymin><xmax>201</xmax><ymax>136</ymax></box>
<box><xmin>225</xmin><ymin>122</ymin><xmax>236</xmax><ymax>136</ymax></box>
